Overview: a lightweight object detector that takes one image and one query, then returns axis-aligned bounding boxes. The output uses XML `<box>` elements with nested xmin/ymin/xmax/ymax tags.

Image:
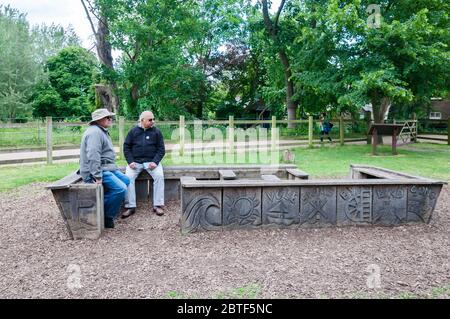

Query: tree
<box><xmin>32</xmin><ymin>46</ymin><xmax>98</xmax><ymax>118</ymax></box>
<box><xmin>31</xmin><ymin>23</ymin><xmax>81</xmax><ymax>65</ymax></box>
<box><xmin>260</xmin><ymin>0</ymin><xmax>298</xmax><ymax>126</ymax></box>
<box><xmin>94</xmin><ymin>0</ymin><xmax>200</xmax><ymax>117</ymax></box>
<box><xmin>326</xmin><ymin>0</ymin><xmax>449</xmax><ymax>126</ymax></box>
<box><xmin>186</xmin><ymin>0</ymin><xmax>249</xmax><ymax>118</ymax></box>
<box><xmin>81</xmin><ymin>0</ymin><xmax>119</xmax><ymax>113</ymax></box>
<box><xmin>0</xmin><ymin>5</ymin><xmax>39</xmax><ymax>120</ymax></box>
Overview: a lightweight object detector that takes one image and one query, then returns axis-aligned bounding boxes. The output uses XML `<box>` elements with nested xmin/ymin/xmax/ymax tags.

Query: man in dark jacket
<box><xmin>122</xmin><ymin>111</ymin><xmax>165</xmax><ymax>217</ymax></box>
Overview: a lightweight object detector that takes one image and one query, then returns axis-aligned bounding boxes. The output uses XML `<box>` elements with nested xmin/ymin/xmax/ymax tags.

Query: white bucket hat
<box><xmin>89</xmin><ymin>108</ymin><xmax>116</xmax><ymax>124</ymax></box>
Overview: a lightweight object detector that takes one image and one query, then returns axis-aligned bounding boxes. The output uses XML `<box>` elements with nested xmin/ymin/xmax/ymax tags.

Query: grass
<box><xmin>0</xmin><ymin>143</ymin><xmax>448</xmax><ymax>192</ymax></box>
<box><xmin>165</xmin><ymin>283</ymin><xmax>261</xmax><ymax>299</ymax></box>
<box><xmin>293</xmin><ymin>144</ymin><xmax>450</xmax><ymax>181</ymax></box>
<box><xmin>0</xmin><ymin>162</ymin><xmax>80</xmax><ymax>192</ymax></box>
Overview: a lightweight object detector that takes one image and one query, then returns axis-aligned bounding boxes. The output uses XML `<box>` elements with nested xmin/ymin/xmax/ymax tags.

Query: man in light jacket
<box><xmin>79</xmin><ymin>108</ymin><xmax>130</xmax><ymax>228</ymax></box>
<box><xmin>122</xmin><ymin>111</ymin><xmax>165</xmax><ymax>218</ymax></box>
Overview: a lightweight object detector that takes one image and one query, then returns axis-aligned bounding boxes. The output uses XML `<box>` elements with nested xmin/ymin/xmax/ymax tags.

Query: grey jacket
<box><xmin>79</xmin><ymin>124</ymin><xmax>117</xmax><ymax>181</ymax></box>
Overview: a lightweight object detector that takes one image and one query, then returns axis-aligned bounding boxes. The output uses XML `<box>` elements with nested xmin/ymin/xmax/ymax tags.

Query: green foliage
<box><xmin>31</xmin><ymin>23</ymin><xmax>81</xmax><ymax>65</ymax></box>
<box><xmin>32</xmin><ymin>46</ymin><xmax>98</xmax><ymax>118</ymax></box>
<box><xmin>3</xmin><ymin>1</ymin><xmax>449</xmax><ymax>122</ymax></box>
<box><xmin>291</xmin><ymin>0</ymin><xmax>449</xmax><ymax>121</ymax></box>
<box><xmin>0</xmin><ymin>5</ymin><xmax>39</xmax><ymax>120</ymax></box>
<box><xmin>0</xmin><ymin>5</ymin><xmax>85</xmax><ymax>121</ymax></box>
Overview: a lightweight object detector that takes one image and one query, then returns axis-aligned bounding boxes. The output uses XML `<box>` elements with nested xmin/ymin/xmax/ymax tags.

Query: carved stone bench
<box><xmin>180</xmin><ymin>164</ymin><xmax>446</xmax><ymax>233</ymax></box>
<box><xmin>47</xmin><ymin>164</ymin><xmax>300</xmax><ymax>239</ymax></box>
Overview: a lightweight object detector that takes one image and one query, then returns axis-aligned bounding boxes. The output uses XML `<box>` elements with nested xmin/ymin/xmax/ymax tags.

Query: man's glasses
<box><xmin>146</xmin><ymin>118</ymin><xmax>155</xmax><ymax>122</ymax></box>
<box><xmin>105</xmin><ymin>116</ymin><xmax>113</xmax><ymax>120</ymax></box>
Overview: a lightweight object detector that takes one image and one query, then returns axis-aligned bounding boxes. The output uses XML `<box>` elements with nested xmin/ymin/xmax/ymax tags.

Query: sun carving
<box><xmin>225</xmin><ymin>191</ymin><xmax>260</xmax><ymax>226</ymax></box>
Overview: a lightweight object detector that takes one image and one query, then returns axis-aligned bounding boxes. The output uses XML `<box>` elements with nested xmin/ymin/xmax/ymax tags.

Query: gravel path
<box><xmin>0</xmin><ymin>183</ymin><xmax>449</xmax><ymax>299</ymax></box>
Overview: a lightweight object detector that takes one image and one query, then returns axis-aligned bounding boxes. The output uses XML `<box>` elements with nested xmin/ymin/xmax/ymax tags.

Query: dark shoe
<box><xmin>153</xmin><ymin>206</ymin><xmax>164</xmax><ymax>216</ymax></box>
<box><xmin>121</xmin><ymin>208</ymin><xmax>136</xmax><ymax>219</ymax></box>
<box><xmin>105</xmin><ymin>218</ymin><xmax>114</xmax><ymax>229</ymax></box>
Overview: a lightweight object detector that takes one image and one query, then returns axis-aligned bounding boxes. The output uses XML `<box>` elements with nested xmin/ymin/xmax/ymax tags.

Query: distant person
<box><xmin>79</xmin><ymin>108</ymin><xmax>130</xmax><ymax>228</ymax></box>
<box><xmin>122</xmin><ymin>111</ymin><xmax>165</xmax><ymax>218</ymax></box>
<box><xmin>320</xmin><ymin>113</ymin><xmax>333</xmax><ymax>143</ymax></box>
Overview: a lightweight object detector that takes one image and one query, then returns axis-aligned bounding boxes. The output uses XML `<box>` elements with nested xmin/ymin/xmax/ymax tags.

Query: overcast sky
<box><xmin>1</xmin><ymin>0</ymin><xmax>95</xmax><ymax>48</ymax></box>
<box><xmin>2</xmin><ymin>0</ymin><xmax>281</xmax><ymax>51</ymax></box>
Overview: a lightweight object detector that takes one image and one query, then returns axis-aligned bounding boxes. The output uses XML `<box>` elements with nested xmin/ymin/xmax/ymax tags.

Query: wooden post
<box><xmin>271</xmin><ymin>116</ymin><xmax>277</xmax><ymax>153</ymax></box>
<box><xmin>366</xmin><ymin>119</ymin><xmax>372</xmax><ymax>145</ymax></box>
<box><xmin>179</xmin><ymin>115</ymin><xmax>185</xmax><ymax>156</ymax></box>
<box><xmin>37</xmin><ymin>119</ymin><xmax>41</xmax><ymax>144</ymax></box>
<box><xmin>392</xmin><ymin>127</ymin><xmax>398</xmax><ymax>155</ymax></box>
<box><xmin>372</xmin><ymin>128</ymin><xmax>377</xmax><ymax>156</ymax></box>
<box><xmin>308</xmin><ymin>116</ymin><xmax>313</xmax><ymax>148</ymax></box>
<box><xmin>228</xmin><ymin>115</ymin><xmax>234</xmax><ymax>153</ymax></box>
<box><xmin>339</xmin><ymin>116</ymin><xmax>344</xmax><ymax>146</ymax></box>
<box><xmin>46</xmin><ymin>117</ymin><xmax>53</xmax><ymax>165</ymax></box>
<box><xmin>118</xmin><ymin>116</ymin><xmax>125</xmax><ymax>159</ymax></box>
<box><xmin>412</xmin><ymin>112</ymin><xmax>417</xmax><ymax>143</ymax></box>
<box><xmin>448</xmin><ymin>117</ymin><xmax>450</xmax><ymax>146</ymax></box>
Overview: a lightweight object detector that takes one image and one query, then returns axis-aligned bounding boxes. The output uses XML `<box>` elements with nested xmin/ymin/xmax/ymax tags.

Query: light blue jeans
<box><xmin>124</xmin><ymin>163</ymin><xmax>165</xmax><ymax>208</ymax></box>
<box><xmin>101</xmin><ymin>170</ymin><xmax>130</xmax><ymax>219</ymax></box>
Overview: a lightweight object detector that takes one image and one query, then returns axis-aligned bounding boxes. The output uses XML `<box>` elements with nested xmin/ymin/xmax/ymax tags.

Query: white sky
<box><xmin>1</xmin><ymin>0</ymin><xmax>95</xmax><ymax>48</ymax></box>
<box><xmin>2</xmin><ymin>0</ymin><xmax>281</xmax><ymax>52</ymax></box>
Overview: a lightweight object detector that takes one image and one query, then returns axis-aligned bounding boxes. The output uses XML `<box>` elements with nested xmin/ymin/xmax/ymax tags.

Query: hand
<box><xmin>94</xmin><ymin>178</ymin><xmax>102</xmax><ymax>185</ymax></box>
<box><xmin>149</xmin><ymin>162</ymin><xmax>157</xmax><ymax>170</ymax></box>
<box><xmin>129</xmin><ymin>162</ymin><xmax>137</xmax><ymax>169</ymax></box>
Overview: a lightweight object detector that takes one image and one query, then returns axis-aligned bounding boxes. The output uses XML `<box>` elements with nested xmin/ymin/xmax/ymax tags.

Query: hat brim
<box><xmin>89</xmin><ymin>112</ymin><xmax>116</xmax><ymax>124</ymax></box>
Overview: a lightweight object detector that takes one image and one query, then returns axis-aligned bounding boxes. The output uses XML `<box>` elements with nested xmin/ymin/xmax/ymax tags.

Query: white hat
<box><xmin>89</xmin><ymin>108</ymin><xmax>116</xmax><ymax>124</ymax></box>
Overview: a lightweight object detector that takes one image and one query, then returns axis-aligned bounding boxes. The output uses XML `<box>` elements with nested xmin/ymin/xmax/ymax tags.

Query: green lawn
<box><xmin>294</xmin><ymin>144</ymin><xmax>450</xmax><ymax>181</ymax></box>
<box><xmin>0</xmin><ymin>143</ymin><xmax>448</xmax><ymax>192</ymax></box>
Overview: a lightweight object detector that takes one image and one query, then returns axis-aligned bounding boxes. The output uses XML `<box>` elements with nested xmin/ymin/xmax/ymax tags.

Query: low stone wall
<box><xmin>47</xmin><ymin>165</ymin><xmax>301</xmax><ymax>239</ymax></box>
<box><xmin>180</xmin><ymin>165</ymin><xmax>446</xmax><ymax>234</ymax></box>
<box><xmin>47</xmin><ymin>164</ymin><xmax>446</xmax><ymax>238</ymax></box>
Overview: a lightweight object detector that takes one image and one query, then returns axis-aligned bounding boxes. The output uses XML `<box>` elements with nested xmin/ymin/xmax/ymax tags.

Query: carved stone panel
<box><xmin>300</xmin><ymin>186</ymin><xmax>337</xmax><ymax>226</ymax></box>
<box><xmin>372</xmin><ymin>186</ymin><xmax>407</xmax><ymax>225</ymax></box>
<box><xmin>223</xmin><ymin>187</ymin><xmax>262</xmax><ymax>229</ymax></box>
<box><xmin>262</xmin><ymin>187</ymin><xmax>299</xmax><ymax>227</ymax></box>
<box><xmin>52</xmin><ymin>185</ymin><xmax>103</xmax><ymax>240</ymax></box>
<box><xmin>181</xmin><ymin>188</ymin><xmax>222</xmax><ymax>234</ymax></box>
<box><xmin>407</xmin><ymin>185</ymin><xmax>442</xmax><ymax>223</ymax></box>
<box><xmin>337</xmin><ymin>186</ymin><xmax>372</xmax><ymax>225</ymax></box>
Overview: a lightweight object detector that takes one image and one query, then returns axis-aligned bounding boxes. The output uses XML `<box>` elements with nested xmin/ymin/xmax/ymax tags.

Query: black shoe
<box><xmin>105</xmin><ymin>217</ymin><xmax>114</xmax><ymax>229</ymax></box>
<box><xmin>153</xmin><ymin>206</ymin><xmax>164</xmax><ymax>216</ymax></box>
<box><xmin>121</xmin><ymin>208</ymin><xmax>136</xmax><ymax>219</ymax></box>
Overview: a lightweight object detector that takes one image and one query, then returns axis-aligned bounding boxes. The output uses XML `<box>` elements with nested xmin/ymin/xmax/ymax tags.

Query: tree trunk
<box><xmin>95</xmin><ymin>18</ymin><xmax>120</xmax><ymax>114</ymax></box>
<box><xmin>127</xmin><ymin>84</ymin><xmax>139</xmax><ymax>117</ymax></box>
<box><xmin>261</xmin><ymin>0</ymin><xmax>297</xmax><ymax>127</ymax></box>
<box><xmin>371</xmin><ymin>93</ymin><xmax>391</xmax><ymax>145</ymax></box>
<box><xmin>279</xmin><ymin>51</ymin><xmax>297</xmax><ymax>128</ymax></box>
<box><xmin>80</xmin><ymin>1</ymin><xmax>119</xmax><ymax>113</ymax></box>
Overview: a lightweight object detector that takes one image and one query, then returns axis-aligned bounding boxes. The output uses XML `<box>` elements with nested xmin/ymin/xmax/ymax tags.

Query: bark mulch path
<box><xmin>0</xmin><ymin>183</ymin><xmax>449</xmax><ymax>299</ymax></box>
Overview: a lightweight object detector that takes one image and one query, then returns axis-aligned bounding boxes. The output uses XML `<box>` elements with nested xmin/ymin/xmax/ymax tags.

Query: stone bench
<box><xmin>180</xmin><ymin>165</ymin><xmax>446</xmax><ymax>233</ymax></box>
<box><xmin>47</xmin><ymin>164</ymin><xmax>301</xmax><ymax>239</ymax></box>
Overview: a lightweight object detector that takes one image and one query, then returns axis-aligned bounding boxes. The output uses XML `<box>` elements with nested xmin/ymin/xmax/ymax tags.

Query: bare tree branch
<box><xmin>274</xmin><ymin>0</ymin><xmax>286</xmax><ymax>28</ymax></box>
<box><xmin>261</xmin><ymin>0</ymin><xmax>275</xmax><ymax>38</ymax></box>
<box><xmin>85</xmin><ymin>0</ymin><xmax>108</xmax><ymax>27</ymax></box>
<box><xmin>80</xmin><ymin>0</ymin><xmax>98</xmax><ymax>37</ymax></box>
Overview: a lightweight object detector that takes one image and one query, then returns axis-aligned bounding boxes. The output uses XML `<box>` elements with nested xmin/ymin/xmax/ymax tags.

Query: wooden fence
<box><xmin>1</xmin><ymin>115</ymin><xmax>448</xmax><ymax>165</ymax></box>
<box><xmin>40</xmin><ymin>115</ymin><xmax>366</xmax><ymax>164</ymax></box>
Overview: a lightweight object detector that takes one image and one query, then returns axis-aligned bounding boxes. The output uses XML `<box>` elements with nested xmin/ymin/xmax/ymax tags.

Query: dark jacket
<box><xmin>124</xmin><ymin>126</ymin><xmax>165</xmax><ymax>165</ymax></box>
